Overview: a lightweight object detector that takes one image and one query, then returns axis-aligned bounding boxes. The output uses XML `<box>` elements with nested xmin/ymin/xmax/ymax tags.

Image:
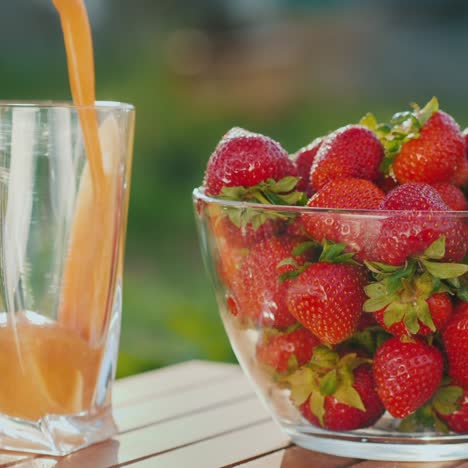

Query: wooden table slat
<box><xmin>114</xmin><ymin>369</ymin><xmax>254</xmax><ymax>433</ymax></box>
<box><xmin>1</xmin><ymin>361</ymin><xmax>468</xmax><ymax>468</ymax></box>
<box><xmin>126</xmin><ymin>419</ymin><xmax>290</xmax><ymax>468</ymax></box>
<box><xmin>113</xmin><ymin>360</ymin><xmax>238</xmax><ymax>407</ymax></box>
<box><xmin>17</xmin><ymin>396</ymin><xmax>272</xmax><ymax>467</ymax></box>
<box><xmin>236</xmin><ymin>445</ymin><xmax>357</xmax><ymax>468</ymax></box>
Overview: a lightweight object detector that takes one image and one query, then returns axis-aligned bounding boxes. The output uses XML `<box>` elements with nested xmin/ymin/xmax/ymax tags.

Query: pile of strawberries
<box><xmin>199</xmin><ymin>98</ymin><xmax>468</xmax><ymax>433</ymax></box>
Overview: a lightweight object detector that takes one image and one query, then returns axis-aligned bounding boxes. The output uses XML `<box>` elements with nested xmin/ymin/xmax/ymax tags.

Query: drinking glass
<box><xmin>0</xmin><ymin>101</ymin><xmax>134</xmax><ymax>455</ymax></box>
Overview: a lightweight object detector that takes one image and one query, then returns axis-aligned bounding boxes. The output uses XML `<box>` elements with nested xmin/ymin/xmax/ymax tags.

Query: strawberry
<box><xmin>302</xmin><ymin>178</ymin><xmax>385</xmax><ymax>261</ymax></box>
<box><xmin>455</xmin><ymin>301</ymin><xmax>468</xmax><ymax>315</ymax></box>
<box><xmin>393</xmin><ymin>110</ymin><xmax>465</xmax><ymax>185</ymax></box>
<box><xmin>285</xmin><ymin>347</ymin><xmax>384</xmax><ymax>430</ymax></box>
<box><xmin>376</xmin><ymin>175</ymin><xmax>398</xmax><ymax>194</ymax></box>
<box><xmin>204</xmin><ymin>127</ymin><xmax>297</xmax><ymax>196</ymax></box>
<box><xmin>256</xmin><ymin>327</ymin><xmax>320</xmax><ymax>373</ymax></box>
<box><xmin>286</xmin><ymin>262</ymin><xmax>367</xmax><ymax>344</ymax></box>
<box><xmin>216</xmin><ymin>241</ymin><xmax>248</xmax><ymax>291</ymax></box>
<box><xmin>432</xmin><ymin>183</ymin><xmax>468</xmax><ymax>211</ymax></box>
<box><xmin>211</xmin><ymin>214</ymin><xmax>281</xmax><ymax>250</ymax></box>
<box><xmin>453</xmin><ymin>129</ymin><xmax>468</xmax><ymax>188</ymax></box>
<box><xmin>291</xmin><ymin>137</ymin><xmax>323</xmax><ymax>196</ymax></box>
<box><xmin>373</xmin><ymin>336</ymin><xmax>444</xmax><ymax>418</ymax></box>
<box><xmin>373</xmin><ymin>182</ymin><xmax>466</xmax><ymax>265</ymax></box>
<box><xmin>310</xmin><ymin>125</ymin><xmax>384</xmax><ymax>192</ymax></box>
<box><xmin>299</xmin><ymin>364</ymin><xmax>384</xmax><ymax>431</ymax></box>
<box><xmin>442</xmin><ymin>309</ymin><xmax>468</xmax><ymax>387</ymax></box>
<box><xmin>374</xmin><ymin>292</ymin><xmax>453</xmax><ymax>337</ymax></box>
<box><xmin>438</xmin><ymin>387</ymin><xmax>468</xmax><ymax>433</ymax></box>
<box><xmin>231</xmin><ymin>237</ymin><xmax>307</xmax><ymax>329</ymax></box>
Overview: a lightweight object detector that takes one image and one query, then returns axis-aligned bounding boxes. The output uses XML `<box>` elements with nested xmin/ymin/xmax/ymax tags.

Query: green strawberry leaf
<box><xmin>309</xmin><ymin>391</ymin><xmax>326</xmax><ymax>427</ymax></box>
<box><xmin>363</xmin><ymin>294</ymin><xmax>397</xmax><ymax>313</ymax></box>
<box><xmin>319</xmin><ymin>369</ymin><xmax>337</xmax><ymax>396</ymax></box>
<box><xmin>420</xmin><ymin>260</ymin><xmax>468</xmax><ymax>279</ymax></box>
<box><xmin>334</xmin><ymin>384</ymin><xmax>365</xmax><ymax>412</ymax></box>
<box><xmin>364</xmin><ymin>261</ymin><xmax>401</xmax><ymax>275</ymax></box>
<box><xmin>422</xmin><ymin>236</ymin><xmax>446</xmax><ymax>260</ymax></box>
<box><xmin>456</xmin><ymin>287</ymin><xmax>468</xmax><ymax>302</ymax></box>
<box><xmin>319</xmin><ymin>239</ymin><xmax>359</xmax><ymax>265</ymax></box>
<box><xmin>287</xmin><ymin>354</ymin><xmax>300</xmax><ymax>373</ymax></box>
<box><xmin>416</xmin><ymin>96</ymin><xmax>439</xmax><ymax>127</ymax></box>
<box><xmin>219</xmin><ymin>177</ymin><xmax>308</xmax><ymax>231</ymax></box>
<box><xmin>359</xmin><ymin>112</ymin><xmax>379</xmax><ymax>131</ymax></box>
<box><xmin>278</xmin><ymin>262</ymin><xmax>312</xmax><ymax>283</ymax></box>
<box><xmin>383</xmin><ymin>301</ymin><xmax>407</xmax><ymax>328</ymax></box>
<box><xmin>292</xmin><ymin>241</ymin><xmax>318</xmax><ymax>257</ymax></box>
<box><xmin>285</xmin><ymin>368</ymin><xmax>316</xmax><ymax>406</ymax></box>
<box><xmin>311</xmin><ymin>345</ymin><xmax>339</xmax><ymax>369</ymax></box>
<box><xmin>277</xmin><ymin>258</ymin><xmax>299</xmax><ymax>269</ymax></box>
<box><xmin>269</xmin><ymin>176</ymin><xmax>301</xmax><ymax>194</ymax></box>
<box><xmin>399</xmin><ymin>413</ymin><xmax>418</xmax><ymax>432</ymax></box>
<box><xmin>364</xmin><ymin>282</ymin><xmax>388</xmax><ymax>299</ymax></box>
<box><xmin>414</xmin><ymin>298</ymin><xmax>435</xmax><ymax>332</ymax></box>
<box><xmin>403</xmin><ymin>305</ymin><xmax>420</xmax><ymax>335</ymax></box>
<box><xmin>366</xmin><ymin>97</ymin><xmax>438</xmax><ymax>176</ymax></box>
<box><xmin>432</xmin><ymin>385</ymin><xmax>463</xmax><ymax>416</ymax></box>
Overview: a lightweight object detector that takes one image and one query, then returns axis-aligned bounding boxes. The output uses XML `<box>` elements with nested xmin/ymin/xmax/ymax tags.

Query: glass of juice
<box><xmin>0</xmin><ymin>101</ymin><xmax>134</xmax><ymax>455</ymax></box>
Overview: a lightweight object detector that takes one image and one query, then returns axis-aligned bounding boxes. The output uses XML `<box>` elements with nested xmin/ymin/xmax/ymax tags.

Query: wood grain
<box><xmin>1</xmin><ymin>361</ymin><xmax>467</xmax><ymax>468</ymax></box>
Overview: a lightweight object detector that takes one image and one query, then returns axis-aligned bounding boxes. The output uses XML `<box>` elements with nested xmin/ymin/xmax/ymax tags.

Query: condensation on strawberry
<box><xmin>203</xmin><ymin>127</ymin><xmax>297</xmax><ymax>196</ymax></box>
<box><xmin>372</xmin><ymin>183</ymin><xmax>467</xmax><ymax>265</ymax></box>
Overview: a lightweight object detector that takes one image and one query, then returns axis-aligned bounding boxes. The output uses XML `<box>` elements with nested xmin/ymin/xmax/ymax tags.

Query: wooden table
<box><xmin>0</xmin><ymin>360</ymin><xmax>466</xmax><ymax>467</ymax></box>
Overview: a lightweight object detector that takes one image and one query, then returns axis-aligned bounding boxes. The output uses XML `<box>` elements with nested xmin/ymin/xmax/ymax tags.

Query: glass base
<box><xmin>0</xmin><ymin>406</ymin><xmax>117</xmax><ymax>456</ymax></box>
<box><xmin>284</xmin><ymin>424</ymin><xmax>468</xmax><ymax>462</ymax></box>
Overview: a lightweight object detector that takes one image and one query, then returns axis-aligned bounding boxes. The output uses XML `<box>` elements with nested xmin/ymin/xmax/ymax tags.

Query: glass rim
<box><xmin>0</xmin><ymin>100</ymin><xmax>135</xmax><ymax>112</ymax></box>
<box><xmin>193</xmin><ymin>187</ymin><xmax>468</xmax><ymax>216</ymax></box>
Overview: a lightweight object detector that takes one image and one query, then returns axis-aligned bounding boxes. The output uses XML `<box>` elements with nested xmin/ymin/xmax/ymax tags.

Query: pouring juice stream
<box><xmin>0</xmin><ymin>0</ymin><xmax>119</xmax><ymax>420</ymax></box>
<box><xmin>53</xmin><ymin>0</ymin><xmax>118</xmax><ymax>345</ymax></box>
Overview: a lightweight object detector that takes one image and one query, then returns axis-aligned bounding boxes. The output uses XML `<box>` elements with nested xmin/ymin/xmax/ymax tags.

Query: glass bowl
<box><xmin>193</xmin><ymin>187</ymin><xmax>468</xmax><ymax>462</ymax></box>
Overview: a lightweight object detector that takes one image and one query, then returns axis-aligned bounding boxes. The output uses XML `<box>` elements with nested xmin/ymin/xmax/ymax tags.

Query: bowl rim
<box><xmin>193</xmin><ymin>187</ymin><xmax>468</xmax><ymax>217</ymax></box>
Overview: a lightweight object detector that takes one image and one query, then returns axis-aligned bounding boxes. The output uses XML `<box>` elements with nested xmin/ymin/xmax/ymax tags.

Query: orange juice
<box><xmin>53</xmin><ymin>0</ymin><xmax>116</xmax><ymax>344</ymax></box>
<box><xmin>0</xmin><ymin>313</ymin><xmax>102</xmax><ymax>421</ymax></box>
<box><xmin>0</xmin><ymin>0</ymin><xmax>119</xmax><ymax>421</ymax></box>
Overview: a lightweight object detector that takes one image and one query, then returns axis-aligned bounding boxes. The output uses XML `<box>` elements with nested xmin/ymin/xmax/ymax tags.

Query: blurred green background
<box><xmin>2</xmin><ymin>0</ymin><xmax>468</xmax><ymax>376</ymax></box>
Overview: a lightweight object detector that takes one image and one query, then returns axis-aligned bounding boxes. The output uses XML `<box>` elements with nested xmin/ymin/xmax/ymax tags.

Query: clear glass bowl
<box><xmin>193</xmin><ymin>187</ymin><xmax>468</xmax><ymax>462</ymax></box>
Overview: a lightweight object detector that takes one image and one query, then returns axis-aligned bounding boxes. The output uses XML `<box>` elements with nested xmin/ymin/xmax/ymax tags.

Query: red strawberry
<box><xmin>455</xmin><ymin>301</ymin><xmax>468</xmax><ymax>315</ymax></box>
<box><xmin>438</xmin><ymin>387</ymin><xmax>468</xmax><ymax>433</ymax></box>
<box><xmin>432</xmin><ymin>183</ymin><xmax>467</xmax><ymax>211</ymax></box>
<box><xmin>373</xmin><ymin>337</ymin><xmax>444</xmax><ymax>418</ymax></box>
<box><xmin>299</xmin><ymin>363</ymin><xmax>384</xmax><ymax>430</ymax></box>
<box><xmin>373</xmin><ymin>183</ymin><xmax>466</xmax><ymax>265</ymax></box>
<box><xmin>216</xmin><ymin>241</ymin><xmax>248</xmax><ymax>291</ymax></box>
<box><xmin>203</xmin><ymin>127</ymin><xmax>296</xmax><ymax>196</ymax></box>
<box><xmin>443</xmin><ymin>309</ymin><xmax>468</xmax><ymax>387</ymax></box>
<box><xmin>376</xmin><ymin>175</ymin><xmax>399</xmax><ymax>194</ymax></box>
<box><xmin>231</xmin><ymin>237</ymin><xmax>306</xmax><ymax>329</ymax></box>
<box><xmin>256</xmin><ymin>327</ymin><xmax>320</xmax><ymax>373</ymax></box>
<box><xmin>453</xmin><ymin>130</ymin><xmax>468</xmax><ymax>187</ymax></box>
<box><xmin>374</xmin><ymin>292</ymin><xmax>453</xmax><ymax>337</ymax></box>
<box><xmin>287</xmin><ymin>262</ymin><xmax>367</xmax><ymax>344</ymax></box>
<box><xmin>211</xmin><ymin>215</ymin><xmax>281</xmax><ymax>249</ymax></box>
<box><xmin>310</xmin><ymin>125</ymin><xmax>384</xmax><ymax>192</ymax></box>
<box><xmin>302</xmin><ymin>178</ymin><xmax>384</xmax><ymax>261</ymax></box>
<box><xmin>393</xmin><ymin>111</ymin><xmax>465</xmax><ymax>185</ymax></box>
<box><xmin>291</xmin><ymin>137</ymin><xmax>323</xmax><ymax>196</ymax></box>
